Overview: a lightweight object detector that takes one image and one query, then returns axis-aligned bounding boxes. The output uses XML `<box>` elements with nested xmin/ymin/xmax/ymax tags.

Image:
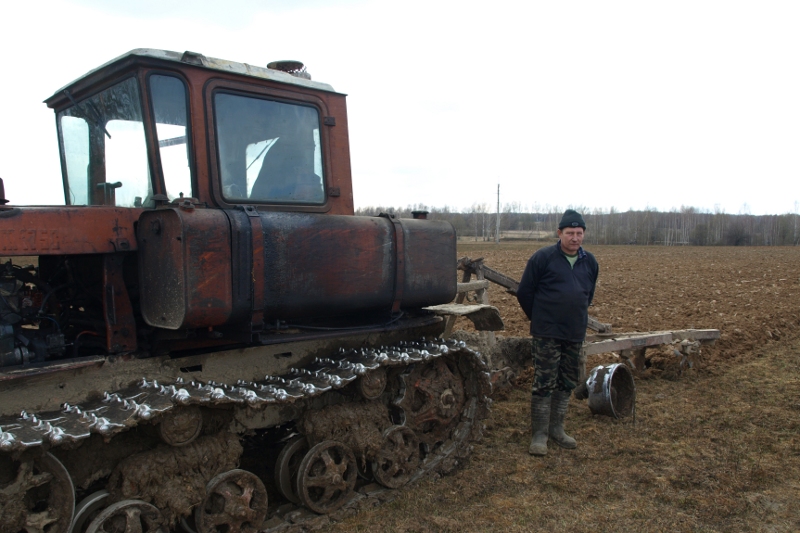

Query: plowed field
<box><xmin>322</xmin><ymin>244</ymin><xmax>800</xmax><ymax>533</ymax></box>
<box><xmin>489</xmin><ymin>244</ymin><xmax>799</xmax><ymax>364</ymax></box>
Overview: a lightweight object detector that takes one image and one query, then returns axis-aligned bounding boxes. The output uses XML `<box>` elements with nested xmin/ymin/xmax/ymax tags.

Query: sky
<box><xmin>1</xmin><ymin>0</ymin><xmax>798</xmax><ymax>216</ymax></box>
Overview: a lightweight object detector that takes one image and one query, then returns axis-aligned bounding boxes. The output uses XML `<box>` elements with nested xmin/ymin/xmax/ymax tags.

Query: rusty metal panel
<box><xmin>400</xmin><ymin>219</ymin><xmax>456</xmax><ymax>307</ymax></box>
<box><xmin>255</xmin><ymin>214</ymin><xmax>456</xmax><ymax>321</ymax></box>
<box><xmin>258</xmin><ymin>213</ymin><xmax>394</xmax><ymax>320</ymax></box>
<box><xmin>137</xmin><ymin>208</ymin><xmax>233</xmax><ymax>329</ymax></box>
<box><xmin>0</xmin><ymin>207</ymin><xmax>140</xmax><ymax>255</ymax></box>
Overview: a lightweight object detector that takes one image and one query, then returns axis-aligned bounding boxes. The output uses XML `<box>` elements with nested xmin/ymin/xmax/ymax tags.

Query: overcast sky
<box><xmin>1</xmin><ymin>0</ymin><xmax>798</xmax><ymax>215</ymax></box>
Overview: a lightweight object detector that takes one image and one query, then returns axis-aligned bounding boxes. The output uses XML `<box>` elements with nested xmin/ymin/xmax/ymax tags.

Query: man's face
<box><xmin>557</xmin><ymin>227</ymin><xmax>585</xmax><ymax>255</ymax></box>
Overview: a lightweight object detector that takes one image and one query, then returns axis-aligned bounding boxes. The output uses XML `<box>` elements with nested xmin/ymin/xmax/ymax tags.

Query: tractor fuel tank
<box><xmin>137</xmin><ymin>207</ymin><xmax>456</xmax><ymax>330</ymax></box>
<box><xmin>138</xmin><ymin>207</ymin><xmax>234</xmax><ymax>330</ymax></box>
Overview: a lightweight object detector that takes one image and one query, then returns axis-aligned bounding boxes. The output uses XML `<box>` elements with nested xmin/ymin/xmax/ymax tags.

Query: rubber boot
<box><xmin>528</xmin><ymin>395</ymin><xmax>551</xmax><ymax>456</ymax></box>
<box><xmin>549</xmin><ymin>390</ymin><xmax>577</xmax><ymax>449</ymax></box>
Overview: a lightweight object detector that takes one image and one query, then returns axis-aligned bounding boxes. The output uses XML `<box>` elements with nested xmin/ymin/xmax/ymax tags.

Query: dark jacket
<box><xmin>516</xmin><ymin>241</ymin><xmax>599</xmax><ymax>343</ymax></box>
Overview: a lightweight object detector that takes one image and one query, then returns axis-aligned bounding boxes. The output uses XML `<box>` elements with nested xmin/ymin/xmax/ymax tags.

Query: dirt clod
<box><xmin>108</xmin><ymin>431</ymin><xmax>242</xmax><ymax>526</ymax></box>
<box><xmin>302</xmin><ymin>401</ymin><xmax>391</xmax><ymax>468</ymax></box>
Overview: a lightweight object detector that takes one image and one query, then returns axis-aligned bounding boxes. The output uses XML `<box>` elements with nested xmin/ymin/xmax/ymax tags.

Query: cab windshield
<box><xmin>58</xmin><ymin>75</ymin><xmax>192</xmax><ymax>207</ymax></box>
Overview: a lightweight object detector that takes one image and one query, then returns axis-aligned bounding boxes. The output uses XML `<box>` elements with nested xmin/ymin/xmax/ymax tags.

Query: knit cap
<box><xmin>558</xmin><ymin>209</ymin><xmax>586</xmax><ymax>229</ymax></box>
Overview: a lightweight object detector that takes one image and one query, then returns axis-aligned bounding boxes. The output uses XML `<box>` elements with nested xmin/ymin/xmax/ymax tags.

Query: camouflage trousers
<box><xmin>530</xmin><ymin>336</ymin><xmax>582</xmax><ymax>397</ymax></box>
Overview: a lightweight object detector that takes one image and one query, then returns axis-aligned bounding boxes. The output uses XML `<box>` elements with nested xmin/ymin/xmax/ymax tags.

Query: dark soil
<box><xmin>320</xmin><ymin>244</ymin><xmax>800</xmax><ymax>533</ymax></box>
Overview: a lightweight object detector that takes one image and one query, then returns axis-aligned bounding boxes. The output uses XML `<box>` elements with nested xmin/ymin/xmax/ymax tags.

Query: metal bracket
<box><xmin>240</xmin><ymin>206</ymin><xmax>265</xmax><ymax>330</ymax></box>
<box><xmin>379</xmin><ymin>213</ymin><xmax>405</xmax><ymax>314</ymax></box>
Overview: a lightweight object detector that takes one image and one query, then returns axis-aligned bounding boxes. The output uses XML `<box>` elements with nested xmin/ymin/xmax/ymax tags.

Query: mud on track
<box><xmin>320</xmin><ymin>244</ymin><xmax>800</xmax><ymax>533</ymax></box>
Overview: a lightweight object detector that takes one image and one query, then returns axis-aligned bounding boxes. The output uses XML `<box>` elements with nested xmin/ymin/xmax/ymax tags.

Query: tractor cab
<box><xmin>45</xmin><ymin>49</ymin><xmax>354</xmax><ymax>214</ymax></box>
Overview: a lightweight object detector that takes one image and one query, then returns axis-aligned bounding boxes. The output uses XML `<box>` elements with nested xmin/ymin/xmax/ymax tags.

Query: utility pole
<box><xmin>495</xmin><ymin>184</ymin><xmax>500</xmax><ymax>244</ymax></box>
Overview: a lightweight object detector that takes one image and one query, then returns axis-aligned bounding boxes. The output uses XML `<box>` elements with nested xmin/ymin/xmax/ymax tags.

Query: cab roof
<box><xmin>46</xmin><ymin>48</ymin><xmax>336</xmax><ymax>107</ymax></box>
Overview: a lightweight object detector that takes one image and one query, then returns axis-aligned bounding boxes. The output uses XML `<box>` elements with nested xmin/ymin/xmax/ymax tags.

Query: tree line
<box><xmin>355</xmin><ymin>204</ymin><xmax>800</xmax><ymax>246</ymax></box>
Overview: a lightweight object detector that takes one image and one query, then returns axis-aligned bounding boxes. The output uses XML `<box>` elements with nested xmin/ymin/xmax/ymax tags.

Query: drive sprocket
<box><xmin>394</xmin><ymin>356</ymin><xmax>467</xmax><ymax>452</ymax></box>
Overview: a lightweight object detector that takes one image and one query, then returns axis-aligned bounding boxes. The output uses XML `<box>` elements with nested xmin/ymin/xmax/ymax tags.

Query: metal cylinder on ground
<box><xmin>586</xmin><ymin>363</ymin><xmax>636</xmax><ymax>418</ymax></box>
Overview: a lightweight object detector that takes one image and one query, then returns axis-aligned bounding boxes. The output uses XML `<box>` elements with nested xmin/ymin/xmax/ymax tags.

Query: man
<box><xmin>516</xmin><ymin>209</ymin><xmax>599</xmax><ymax>456</ymax></box>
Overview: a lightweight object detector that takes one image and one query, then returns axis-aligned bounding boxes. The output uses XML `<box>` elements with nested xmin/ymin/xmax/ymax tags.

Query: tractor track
<box><xmin>0</xmin><ymin>339</ymin><xmax>492</xmax><ymax>533</ymax></box>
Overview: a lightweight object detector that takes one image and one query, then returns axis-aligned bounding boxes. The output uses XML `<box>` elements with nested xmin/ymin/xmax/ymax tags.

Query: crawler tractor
<box><xmin>0</xmin><ymin>50</ymin><xmax>490</xmax><ymax>532</ymax></box>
